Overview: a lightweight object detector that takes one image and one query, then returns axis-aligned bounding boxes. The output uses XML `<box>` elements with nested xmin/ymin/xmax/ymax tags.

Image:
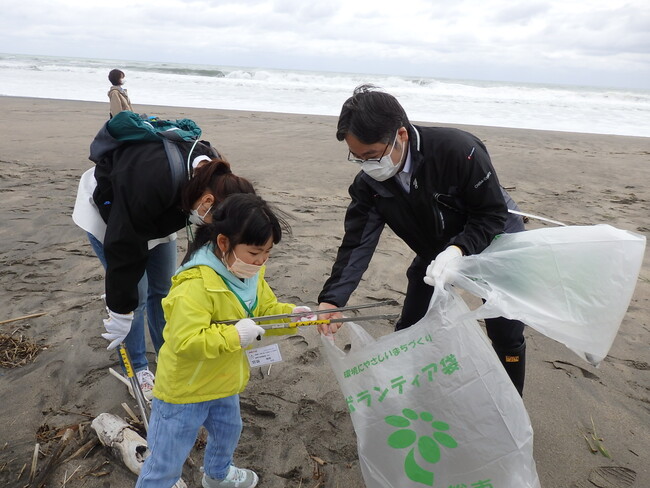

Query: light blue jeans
<box><xmin>88</xmin><ymin>233</ymin><xmax>176</xmax><ymax>372</ymax></box>
<box><xmin>136</xmin><ymin>396</ymin><xmax>243</xmax><ymax>487</ymax></box>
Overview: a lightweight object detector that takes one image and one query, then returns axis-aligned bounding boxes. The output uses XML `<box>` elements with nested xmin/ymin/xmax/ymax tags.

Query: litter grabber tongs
<box><xmin>220</xmin><ymin>300</ymin><xmax>400</xmax><ymax>331</ymax></box>
<box><xmin>258</xmin><ymin>313</ymin><xmax>400</xmax><ymax>330</ymax></box>
<box><xmin>118</xmin><ymin>343</ymin><xmax>150</xmax><ymax>432</ymax></box>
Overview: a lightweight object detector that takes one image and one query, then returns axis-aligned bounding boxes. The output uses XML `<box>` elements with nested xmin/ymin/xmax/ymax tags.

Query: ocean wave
<box><xmin>1</xmin><ymin>53</ymin><xmax>648</xmax><ymax>137</ymax></box>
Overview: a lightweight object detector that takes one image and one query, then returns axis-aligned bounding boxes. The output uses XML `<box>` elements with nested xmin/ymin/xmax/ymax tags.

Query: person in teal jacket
<box><xmin>136</xmin><ymin>193</ymin><xmax>314</xmax><ymax>488</ymax></box>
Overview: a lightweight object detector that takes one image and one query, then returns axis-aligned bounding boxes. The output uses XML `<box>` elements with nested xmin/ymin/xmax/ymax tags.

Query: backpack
<box><xmin>89</xmin><ymin>111</ymin><xmax>219</xmax><ymax>222</ymax></box>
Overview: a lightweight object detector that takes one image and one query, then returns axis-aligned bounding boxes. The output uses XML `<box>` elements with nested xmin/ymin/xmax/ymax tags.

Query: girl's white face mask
<box><xmin>226</xmin><ymin>251</ymin><xmax>266</xmax><ymax>279</ymax></box>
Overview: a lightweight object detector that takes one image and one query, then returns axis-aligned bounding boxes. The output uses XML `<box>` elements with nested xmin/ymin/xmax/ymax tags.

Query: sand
<box><xmin>0</xmin><ymin>95</ymin><xmax>649</xmax><ymax>488</ymax></box>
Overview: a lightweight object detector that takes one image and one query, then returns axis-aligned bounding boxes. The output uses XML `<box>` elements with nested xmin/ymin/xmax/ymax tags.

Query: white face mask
<box><xmin>226</xmin><ymin>251</ymin><xmax>266</xmax><ymax>279</ymax></box>
<box><xmin>188</xmin><ymin>204</ymin><xmax>212</xmax><ymax>225</ymax></box>
<box><xmin>361</xmin><ymin>134</ymin><xmax>405</xmax><ymax>182</ymax></box>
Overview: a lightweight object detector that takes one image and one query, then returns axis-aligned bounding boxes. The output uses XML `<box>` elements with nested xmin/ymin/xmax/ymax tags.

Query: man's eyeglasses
<box><xmin>347</xmin><ymin>133</ymin><xmax>398</xmax><ymax>164</ymax></box>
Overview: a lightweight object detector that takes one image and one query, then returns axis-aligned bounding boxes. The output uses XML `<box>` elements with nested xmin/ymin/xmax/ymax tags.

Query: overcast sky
<box><xmin>3</xmin><ymin>0</ymin><xmax>649</xmax><ymax>89</ymax></box>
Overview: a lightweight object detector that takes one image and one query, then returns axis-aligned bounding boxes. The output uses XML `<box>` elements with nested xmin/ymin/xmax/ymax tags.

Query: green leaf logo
<box><xmin>385</xmin><ymin>408</ymin><xmax>458</xmax><ymax>486</ymax></box>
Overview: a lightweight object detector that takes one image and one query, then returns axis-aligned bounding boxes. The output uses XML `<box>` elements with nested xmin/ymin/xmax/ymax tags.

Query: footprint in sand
<box><xmin>572</xmin><ymin>466</ymin><xmax>636</xmax><ymax>488</ymax></box>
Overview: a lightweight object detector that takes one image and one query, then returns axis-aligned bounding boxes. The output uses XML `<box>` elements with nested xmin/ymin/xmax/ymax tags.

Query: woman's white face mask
<box><xmin>188</xmin><ymin>203</ymin><xmax>212</xmax><ymax>225</ymax></box>
<box><xmin>361</xmin><ymin>132</ymin><xmax>405</xmax><ymax>182</ymax></box>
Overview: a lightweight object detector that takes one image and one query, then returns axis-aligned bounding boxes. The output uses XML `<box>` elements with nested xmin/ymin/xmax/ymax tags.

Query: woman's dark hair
<box><xmin>336</xmin><ymin>84</ymin><xmax>410</xmax><ymax>144</ymax></box>
<box><xmin>184</xmin><ymin>193</ymin><xmax>291</xmax><ymax>264</ymax></box>
<box><xmin>180</xmin><ymin>158</ymin><xmax>255</xmax><ymax>213</ymax></box>
<box><xmin>108</xmin><ymin>69</ymin><xmax>125</xmax><ymax>86</ymax></box>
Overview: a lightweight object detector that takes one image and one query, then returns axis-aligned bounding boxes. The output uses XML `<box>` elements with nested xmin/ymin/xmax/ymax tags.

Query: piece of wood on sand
<box><xmin>91</xmin><ymin>413</ymin><xmax>187</xmax><ymax>488</ymax></box>
<box><xmin>29</xmin><ymin>428</ymin><xmax>74</xmax><ymax>488</ymax></box>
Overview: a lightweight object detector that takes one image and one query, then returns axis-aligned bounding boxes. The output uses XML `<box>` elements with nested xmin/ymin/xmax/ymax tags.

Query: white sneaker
<box><xmin>202</xmin><ymin>465</ymin><xmax>259</xmax><ymax>488</ymax></box>
<box><xmin>135</xmin><ymin>368</ymin><xmax>155</xmax><ymax>401</ymax></box>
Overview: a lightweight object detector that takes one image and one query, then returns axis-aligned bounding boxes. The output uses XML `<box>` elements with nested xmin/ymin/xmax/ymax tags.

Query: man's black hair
<box><xmin>336</xmin><ymin>84</ymin><xmax>410</xmax><ymax>144</ymax></box>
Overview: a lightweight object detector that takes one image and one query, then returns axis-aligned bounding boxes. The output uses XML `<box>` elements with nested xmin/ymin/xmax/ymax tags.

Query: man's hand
<box><xmin>424</xmin><ymin>245</ymin><xmax>463</xmax><ymax>287</ymax></box>
<box><xmin>102</xmin><ymin>309</ymin><xmax>134</xmax><ymax>350</ymax></box>
<box><xmin>317</xmin><ymin>302</ymin><xmax>344</xmax><ymax>335</ymax></box>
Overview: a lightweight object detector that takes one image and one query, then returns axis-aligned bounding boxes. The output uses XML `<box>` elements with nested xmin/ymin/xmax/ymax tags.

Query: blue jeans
<box><xmin>136</xmin><ymin>396</ymin><xmax>243</xmax><ymax>488</ymax></box>
<box><xmin>88</xmin><ymin>233</ymin><xmax>176</xmax><ymax>372</ymax></box>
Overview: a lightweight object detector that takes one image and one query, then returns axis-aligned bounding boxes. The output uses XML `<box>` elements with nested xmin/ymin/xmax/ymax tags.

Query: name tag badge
<box><xmin>246</xmin><ymin>343</ymin><xmax>283</xmax><ymax>367</ymax></box>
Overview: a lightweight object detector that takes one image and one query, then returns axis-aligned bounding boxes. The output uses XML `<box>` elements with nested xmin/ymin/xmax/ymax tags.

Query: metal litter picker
<box><xmin>257</xmin><ymin>314</ymin><xmax>400</xmax><ymax>330</ymax></box>
<box><xmin>118</xmin><ymin>343</ymin><xmax>150</xmax><ymax>432</ymax></box>
<box><xmin>219</xmin><ymin>300</ymin><xmax>400</xmax><ymax>331</ymax></box>
<box><xmin>220</xmin><ymin>300</ymin><xmax>397</xmax><ymax>324</ymax></box>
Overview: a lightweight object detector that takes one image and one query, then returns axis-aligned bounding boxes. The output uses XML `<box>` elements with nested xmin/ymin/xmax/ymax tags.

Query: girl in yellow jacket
<box><xmin>136</xmin><ymin>193</ymin><xmax>312</xmax><ymax>488</ymax></box>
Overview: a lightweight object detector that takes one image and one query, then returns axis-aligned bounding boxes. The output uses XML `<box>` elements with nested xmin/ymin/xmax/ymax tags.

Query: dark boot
<box><xmin>494</xmin><ymin>341</ymin><xmax>526</xmax><ymax>396</ymax></box>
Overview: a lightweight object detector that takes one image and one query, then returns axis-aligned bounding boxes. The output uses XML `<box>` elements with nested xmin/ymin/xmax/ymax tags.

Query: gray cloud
<box><xmin>1</xmin><ymin>0</ymin><xmax>648</xmax><ymax>89</ymax></box>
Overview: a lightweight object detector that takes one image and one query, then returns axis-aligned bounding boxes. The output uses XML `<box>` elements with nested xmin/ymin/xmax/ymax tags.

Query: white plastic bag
<box><xmin>448</xmin><ymin>224</ymin><xmax>646</xmax><ymax>366</ymax></box>
<box><xmin>322</xmin><ymin>288</ymin><xmax>540</xmax><ymax>488</ymax></box>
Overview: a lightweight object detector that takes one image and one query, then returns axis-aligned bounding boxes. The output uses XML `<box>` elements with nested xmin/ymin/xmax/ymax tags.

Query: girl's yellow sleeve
<box><xmin>255</xmin><ymin>278</ymin><xmax>297</xmax><ymax>336</ymax></box>
<box><xmin>162</xmin><ymin>277</ymin><xmax>242</xmax><ymax>358</ymax></box>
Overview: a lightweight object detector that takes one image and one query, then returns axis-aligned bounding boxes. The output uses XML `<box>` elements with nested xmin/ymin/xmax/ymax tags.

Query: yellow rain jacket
<box><xmin>154</xmin><ymin>264</ymin><xmax>294</xmax><ymax>404</ymax></box>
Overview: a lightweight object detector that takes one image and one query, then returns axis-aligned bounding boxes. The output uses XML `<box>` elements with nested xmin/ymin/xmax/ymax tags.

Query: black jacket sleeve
<box><xmin>101</xmin><ymin>143</ymin><xmax>185</xmax><ymax>313</ymax></box>
<box><xmin>318</xmin><ymin>176</ymin><xmax>385</xmax><ymax>307</ymax></box>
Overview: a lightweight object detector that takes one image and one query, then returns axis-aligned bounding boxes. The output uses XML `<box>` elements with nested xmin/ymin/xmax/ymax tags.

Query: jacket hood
<box><xmin>89</xmin><ymin>122</ymin><xmax>122</xmax><ymax>163</ymax></box>
<box><xmin>177</xmin><ymin>244</ymin><xmax>262</xmax><ymax>307</ymax></box>
<box><xmin>178</xmin><ymin>244</ymin><xmax>226</xmax><ymax>274</ymax></box>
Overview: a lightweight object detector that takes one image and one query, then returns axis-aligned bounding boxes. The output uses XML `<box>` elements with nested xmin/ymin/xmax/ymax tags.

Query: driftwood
<box><xmin>29</xmin><ymin>428</ymin><xmax>74</xmax><ymax>488</ymax></box>
<box><xmin>60</xmin><ymin>437</ymin><xmax>99</xmax><ymax>464</ymax></box>
<box><xmin>91</xmin><ymin>413</ymin><xmax>187</xmax><ymax>487</ymax></box>
<box><xmin>28</xmin><ymin>443</ymin><xmax>39</xmax><ymax>483</ymax></box>
<box><xmin>0</xmin><ymin>312</ymin><xmax>47</xmax><ymax>326</ymax></box>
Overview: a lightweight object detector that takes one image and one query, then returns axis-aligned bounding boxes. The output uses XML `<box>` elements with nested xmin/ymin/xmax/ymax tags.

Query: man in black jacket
<box><xmin>317</xmin><ymin>84</ymin><xmax>527</xmax><ymax>395</ymax></box>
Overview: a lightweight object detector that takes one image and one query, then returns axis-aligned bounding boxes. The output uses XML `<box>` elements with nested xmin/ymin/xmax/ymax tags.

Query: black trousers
<box><xmin>394</xmin><ymin>256</ymin><xmax>525</xmax><ymax>351</ymax></box>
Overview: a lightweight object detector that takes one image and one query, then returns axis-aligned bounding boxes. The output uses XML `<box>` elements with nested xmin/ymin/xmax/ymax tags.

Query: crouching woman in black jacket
<box><xmin>73</xmin><ymin>115</ymin><xmax>254</xmax><ymax>398</ymax></box>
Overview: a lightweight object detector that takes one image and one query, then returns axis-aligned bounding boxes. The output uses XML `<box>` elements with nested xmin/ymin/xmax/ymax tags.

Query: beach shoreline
<box><xmin>1</xmin><ymin>96</ymin><xmax>648</xmax><ymax>488</ymax></box>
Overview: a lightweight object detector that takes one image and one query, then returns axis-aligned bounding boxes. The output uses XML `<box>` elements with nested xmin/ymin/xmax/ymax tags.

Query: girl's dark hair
<box><xmin>180</xmin><ymin>158</ymin><xmax>255</xmax><ymax>213</ymax></box>
<box><xmin>108</xmin><ymin>69</ymin><xmax>125</xmax><ymax>86</ymax></box>
<box><xmin>336</xmin><ymin>84</ymin><xmax>410</xmax><ymax>144</ymax></box>
<box><xmin>183</xmin><ymin>193</ymin><xmax>290</xmax><ymax>264</ymax></box>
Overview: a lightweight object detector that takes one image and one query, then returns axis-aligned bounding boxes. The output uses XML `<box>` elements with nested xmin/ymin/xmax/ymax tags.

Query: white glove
<box><xmin>292</xmin><ymin>306</ymin><xmax>317</xmax><ymax>322</ymax></box>
<box><xmin>102</xmin><ymin>309</ymin><xmax>134</xmax><ymax>350</ymax></box>
<box><xmin>235</xmin><ymin>318</ymin><xmax>265</xmax><ymax>348</ymax></box>
<box><xmin>423</xmin><ymin>245</ymin><xmax>463</xmax><ymax>287</ymax></box>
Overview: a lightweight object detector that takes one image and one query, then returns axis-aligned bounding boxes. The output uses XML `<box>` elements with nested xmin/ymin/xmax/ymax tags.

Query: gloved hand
<box><xmin>423</xmin><ymin>245</ymin><xmax>463</xmax><ymax>287</ymax></box>
<box><xmin>235</xmin><ymin>318</ymin><xmax>265</xmax><ymax>348</ymax></box>
<box><xmin>102</xmin><ymin>309</ymin><xmax>134</xmax><ymax>350</ymax></box>
<box><xmin>292</xmin><ymin>306</ymin><xmax>317</xmax><ymax>322</ymax></box>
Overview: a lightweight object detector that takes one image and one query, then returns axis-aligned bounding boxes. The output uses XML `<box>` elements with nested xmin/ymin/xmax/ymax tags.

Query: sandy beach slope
<box><xmin>0</xmin><ymin>96</ymin><xmax>648</xmax><ymax>487</ymax></box>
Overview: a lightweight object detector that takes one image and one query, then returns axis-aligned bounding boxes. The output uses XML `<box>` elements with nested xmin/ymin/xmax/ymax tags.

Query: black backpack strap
<box><xmin>159</xmin><ymin>129</ymin><xmax>222</xmax><ymax>183</ymax></box>
<box><xmin>161</xmin><ymin>137</ymin><xmax>187</xmax><ymax>190</ymax></box>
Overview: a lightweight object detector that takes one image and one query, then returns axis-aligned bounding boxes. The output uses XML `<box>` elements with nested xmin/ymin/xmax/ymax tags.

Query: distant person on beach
<box><xmin>136</xmin><ymin>193</ymin><xmax>313</xmax><ymax>488</ymax></box>
<box><xmin>107</xmin><ymin>68</ymin><xmax>133</xmax><ymax>118</ymax></box>
<box><xmin>73</xmin><ymin>123</ymin><xmax>255</xmax><ymax>399</ymax></box>
<box><xmin>316</xmin><ymin>84</ymin><xmax>528</xmax><ymax>395</ymax></box>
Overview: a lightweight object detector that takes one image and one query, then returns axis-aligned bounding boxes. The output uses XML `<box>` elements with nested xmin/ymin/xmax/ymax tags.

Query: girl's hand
<box><xmin>235</xmin><ymin>319</ymin><xmax>265</xmax><ymax>347</ymax></box>
<box><xmin>292</xmin><ymin>306</ymin><xmax>317</xmax><ymax>322</ymax></box>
